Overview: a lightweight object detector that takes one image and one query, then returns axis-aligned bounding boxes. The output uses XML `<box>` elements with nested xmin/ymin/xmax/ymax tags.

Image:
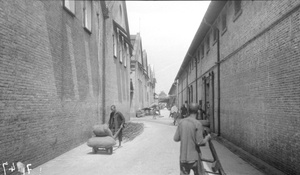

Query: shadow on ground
<box><xmin>123</xmin><ymin>122</ymin><xmax>144</xmax><ymax>143</ymax></box>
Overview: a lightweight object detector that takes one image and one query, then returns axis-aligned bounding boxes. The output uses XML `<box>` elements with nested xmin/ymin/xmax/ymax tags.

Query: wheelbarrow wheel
<box><xmin>107</xmin><ymin>147</ymin><xmax>113</xmax><ymax>155</ymax></box>
<box><xmin>92</xmin><ymin>147</ymin><xmax>98</xmax><ymax>153</ymax></box>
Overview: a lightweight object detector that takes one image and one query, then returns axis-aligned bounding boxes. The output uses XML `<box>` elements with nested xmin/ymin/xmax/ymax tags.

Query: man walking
<box><xmin>180</xmin><ymin>104</ymin><xmax>188</xmax><ymax>119</ymax></box>
<box><xmin>185</xmin><ymin>101</ymin><xmax>189</xmax><ymax>116</ymax></box>
<box><xmin>174</xmin><ymin>103</ymin><xmax>211</xmax><ymax>175</ymax></box>
<box><xmin>109</xmin><ymin>105</ymin><xmax>125</xmax><ymax>147</ymax></box>
<box><xmin>170</xmin><ymin>105</ymin><xmax>178</xmax><ymax>118</ymax></box>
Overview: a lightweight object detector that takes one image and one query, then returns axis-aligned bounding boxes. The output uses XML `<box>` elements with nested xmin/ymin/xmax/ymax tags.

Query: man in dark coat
<box><xmin>185</xmin><ymin>100</ymin><xmax>190</xmax><ymax>116</ymax></box>
<box><xmin>180</xmin><ymin>104</ymin><xmax>188</xmax><ymax>118</ymax></box>
<box><xmin>108</xmin><ymin>105</ymin><xmax>125</xmax><ymax>147</ymax></box>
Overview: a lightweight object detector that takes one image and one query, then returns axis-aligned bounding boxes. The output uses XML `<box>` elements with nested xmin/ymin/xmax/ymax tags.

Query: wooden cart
<box><xmin>201</xmin><ymin>130</ymin><xmax>226</xmax><ymax>175</ymax></box>
<box><xmin>91</xmin><ymin>127</ymin><xmax>122</xmax><ymax>155</ymax></box>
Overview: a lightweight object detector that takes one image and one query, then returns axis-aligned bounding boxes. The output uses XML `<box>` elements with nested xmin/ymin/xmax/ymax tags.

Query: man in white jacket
<box><xmin>174</xmin><ymin>103</ymin><xmax>211</xmax><ymax>175</ymax></box>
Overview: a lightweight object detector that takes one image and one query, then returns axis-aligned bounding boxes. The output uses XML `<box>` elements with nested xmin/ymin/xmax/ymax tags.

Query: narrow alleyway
<box><xmin>26</xmin><ymin>109</ymin><xmax>265</xmax><ymax>175</ymax></box>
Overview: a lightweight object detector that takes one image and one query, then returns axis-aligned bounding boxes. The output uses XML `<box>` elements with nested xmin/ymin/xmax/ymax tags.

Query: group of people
<box><xmin>170</xmin><ymin>101</ymin><xmax>205</xmax><ymax>126</ymax></box>
<box><xmin>169</xmin><ymin>102</ymin><xmax>185</xmax><ymax>118</ymax></box>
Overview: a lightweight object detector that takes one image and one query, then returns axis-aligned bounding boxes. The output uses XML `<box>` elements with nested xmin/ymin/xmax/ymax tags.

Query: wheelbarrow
<box><xmin>87</xmin><ymin>125</ymin><xmax>122</xmax><ymax>155</ymax></box>
<box><xmin>200</xmin><ymin>129</ymin><xmax>226</xmax><ymax>175</ymax></box>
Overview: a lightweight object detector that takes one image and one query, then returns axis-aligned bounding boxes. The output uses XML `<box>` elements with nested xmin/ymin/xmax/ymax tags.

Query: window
<box><xmin>190</xmin><ymin>85</ymin><xmax>193</xmax><ymax>103</ymax></box>
<box><xmin>187</xmin><ymin>87</ymin><xmax>190</xmax><ymax>103</ymax></box>
<box><xmin>206</xmin><ymin>34</ymin><xmax>210</xmax><ymax>54</ymax></box>
<box><xmin>234</xmin><ymin>0</ymin><xmax>242</xmax><ymax>15</ymax></box>
<box><xmin>233</xmin><ymin>0</ymin><xmax>242</xmax><ymax>22</ymax></box>
<box><xmin>63</xmin><ymin>0</ymin><xmax>75</xmax><ymax>14</ymax></box>
<box><xmin>119</xmin><ymin>5</ymin><xmax>123</xmax><ymax>18</ymax></box>
<box><xmin>124</xmin><ymin>44</ymin><xmax>129</xmax><ymax>67</ymax></box>
<box><xmin>113</xmin><ymin>34</ymin><xmax>117</xmax><ymax>58</ymax></box>
<box><xmin>200</xmin><ymin>45</ymin><xmax>204</xmax><ymax>59</ymax></box>
<box><xmin>139</xmin><ymin>80</ymin><xmax>142</xmax><ymax>102</ymax></box>
<box><xmin>123</xmin><ymin>42</ymin><xmax>126</xmax><ymax>66</ymax></box>
<box><xmin>221</xmin><ymin>12</ymin><xmax>227</xmax><ymax>33</ymax></box>
<box><xmin>119</xmin><ymin>35</ymin><xmax>123</xmax><ymax>63</ymax></box>
<box><xmin>192</xmin><ymin>57</ymin><xmax>194</xmax><ymax>70</ymax></box>
<box><xmin>197</xmin><ymin>49</ymin><xmax>200</xmax><ymax>63</ymax></box>
<box><xmin>213</xmin><ymin>27</ymin><xmax>218</xmax><ymax>43</ymax></box>
<box><xmin>83</xmin><ymin>0</ymin><xmax>92</xmax><ymax>32</ymax></box>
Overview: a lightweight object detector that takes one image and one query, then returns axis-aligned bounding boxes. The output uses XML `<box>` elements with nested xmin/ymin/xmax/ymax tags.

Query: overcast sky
<box><xmin>126</xmin><ymin>1</ymin><xmax>211</xmax><ymax>94</ymax></box>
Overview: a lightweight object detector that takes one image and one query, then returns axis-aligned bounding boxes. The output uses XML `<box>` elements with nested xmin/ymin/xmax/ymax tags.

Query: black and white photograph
<box><xmin>0</xmin><ymin>0</ymin><xmax>299</xmax><ymax>175</ymax></box>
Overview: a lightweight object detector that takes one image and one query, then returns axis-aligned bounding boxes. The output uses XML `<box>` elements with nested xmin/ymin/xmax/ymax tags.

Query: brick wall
<box><xmin>219</xmin><ymin>1</ymin><xmax>300</xmax><ymax>174</ymax></box>
<box><xmin>0</xmin><ymin>0</ymin><xmax>104</xmax><ymax>173</ymax></box>
<box><xmin>176</xmin><ymin>1</ymin><xmax>300</xmax><ymax>174</ymax></box>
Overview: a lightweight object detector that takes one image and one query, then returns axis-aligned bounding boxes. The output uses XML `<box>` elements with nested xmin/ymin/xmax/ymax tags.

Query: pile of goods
<box><xmin>87</xmin><ymin>124</ymin><xmax>116</xmax><ymax>154</ymax></box>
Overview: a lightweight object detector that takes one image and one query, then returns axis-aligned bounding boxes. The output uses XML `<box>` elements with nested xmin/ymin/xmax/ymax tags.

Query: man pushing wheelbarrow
<box><xmin>87</xmin><ymin>105</ymin><xmax>125</xmax><ymax>154</ymax></box>
<box><xmin>174</xmin><ymin>103</ymin><xmax>226</xmax><ymax>175</ymax></box>
<box><xmin>108</xmin><ymin>105</ymin><xmax>125</xmax><ymax>147</ymax></box>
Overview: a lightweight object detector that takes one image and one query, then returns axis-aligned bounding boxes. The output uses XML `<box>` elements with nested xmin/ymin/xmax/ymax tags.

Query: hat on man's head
<box><xmin>189</xmin><ymin>103</ymin><xmax>199</xmax><ymax>114</ymax></box>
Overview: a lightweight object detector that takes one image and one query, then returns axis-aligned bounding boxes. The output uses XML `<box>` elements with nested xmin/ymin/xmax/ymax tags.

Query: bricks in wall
<box><xmin>0</xmin><ymin>0</ymin><xmax>104</xmax><ymax>173</ymax></box>
<box><xmin>177</xmin><ymin>1</ymin><xmax>300</xmax><ymax>174</ymax></box>
<box><xmin>219</xmin><ymin>1</ymin><xmax>300</xmax><ymax>174</ymax></box>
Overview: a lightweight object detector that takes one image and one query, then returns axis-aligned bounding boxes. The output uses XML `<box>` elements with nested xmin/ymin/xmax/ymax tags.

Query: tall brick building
<box><xmin>130</xmin><ymin>33</ymin><xmax>156</xmax><ymax>117</ymax></box>
<box><xmin>0</xmin><ymin>0</ymin><xmax>131</xmax><ymax>173</ymax></box>
<box><xmin>173</xmin><ymin>1</ymin><xmax>300</xmax><ymax>174</ymax></box>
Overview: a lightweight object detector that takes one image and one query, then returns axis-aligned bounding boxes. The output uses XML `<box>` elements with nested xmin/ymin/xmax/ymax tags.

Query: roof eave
<box><xmin>175</xmin><ymin>1</ymin><xmax>227</xmax><ymax>80</ymax></box>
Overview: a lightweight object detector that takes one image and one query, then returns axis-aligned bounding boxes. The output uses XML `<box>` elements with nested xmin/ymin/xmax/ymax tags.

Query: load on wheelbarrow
<box><xmin>87</xmin><ymin>124</ymin><xmax>122</xmax><ymax>155</ymax></box>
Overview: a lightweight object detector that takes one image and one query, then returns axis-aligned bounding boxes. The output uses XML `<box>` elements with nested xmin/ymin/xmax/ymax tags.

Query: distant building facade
<box><xmin>130</xmin><ymin>33</ymin><xmax>156</xmax><ymax>117</ymax></box>
<box><xmin>168</xmin><ymin>82</ymin><xmax>178</xmax><ymax>108</ymax></box>
<box><xmin>174</xmin><ymin>1</ymin><xmax>300</xmax><ymax>174</ymax></box>
<box><xmin>104</xmin><ymin>1</ymin><xmax>132</xmax><ymax>121</ymax></box>
<box><xmin>0</xmin><ymin>0</ymin><xmax>131</xmax><ymax>171</ymax></box>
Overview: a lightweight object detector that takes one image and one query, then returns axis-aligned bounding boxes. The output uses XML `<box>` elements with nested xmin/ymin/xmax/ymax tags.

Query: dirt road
<box><xmin>110</xmin><ymin>114</ymin><xmax>180</xmax><ymax>175</ymax></box>
<box><xmin>27</xmin><ymin>109</ymin><xmax>265</xmax><ymax>175</ymax></box>
<box><xmin>26</xmin><ymin>109</ymin><xmax>180</xmax><ymax>175</ymax></box>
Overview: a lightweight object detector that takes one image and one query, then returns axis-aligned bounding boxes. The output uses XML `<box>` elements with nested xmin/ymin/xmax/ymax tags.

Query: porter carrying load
<box><xmin>87</xmin><ymin>124</ymin><xmax>122</xmax><ymax>154</ymax></box>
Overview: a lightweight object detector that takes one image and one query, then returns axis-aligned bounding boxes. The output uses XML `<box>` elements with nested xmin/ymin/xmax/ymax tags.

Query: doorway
<box><xmin>203</xmin><ymin>72</ymin><xmax>215</xmax><ymax>133</ymax></box>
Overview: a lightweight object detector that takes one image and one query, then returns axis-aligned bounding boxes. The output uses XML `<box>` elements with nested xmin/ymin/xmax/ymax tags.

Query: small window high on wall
<box><xmin>234</xmin><ymin>0</ymin><xmax>242</xmax><ymax>15</ymax></box>
<box><xmin>113</xmin><ymin>34</ymin><xmax>117</xmax><ymax>58</ymax></box>
<box><xmin>83</xmin><ymin>0</ymin><xmax>92</xmax><ymax>33</ymax></box>
<box><xmin>125</xmin><ymin>44</ymin><xmax>129</xmax><ymax>67</ymax></box>
<box><xmin>233</xmin><ymin>0</ymin><xmax>242</xmax><ymax>22</ymax></box>
<box><xmin>63</xmin><ymin>0</ymin><xmax>75</xmax><ymax>14</ymax></box>
<box><xmin>192</xmin><ymin>57</ymin><xmax>194</xmax><ymax>70</ymax></box>
<box><xmin>221</xmin><ymin>12</ymin><xmax>227</xmax><ymax>33</ymax></box>
<box><xmin>119</xmin><ymin>36</ymin><xmax>123</xmax><ymax>63</ymax></box>
<box><xmin>190</xmin><ymin>85</ymin><xmax>193</xmax><ymax>103</ymax></box>
<box><xmin>197</xmin><ymin>49</ymin><xmax>200</xmax><ymax>63</ymax></box>
<box><xmin>206</xmin><ymin>34</ymin><xmax>210</xmax><ymax>54</ymax></box>
<box><xmin>213</xmin><ymin>27</ymin><xmax>218</xmax><ymax>43</ymax></box>
<box><xmin>200</xmin><ymin>45</ymin><xmax>204</xmax><ymax>59</ymax></box>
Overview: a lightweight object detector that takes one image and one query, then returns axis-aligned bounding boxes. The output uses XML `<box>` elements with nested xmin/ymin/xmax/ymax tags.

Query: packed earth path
<box><xmin>25</xmin><ymin>109</ymin><xmax>180</xmax><ymax>175</ymax></box>
<box><xmin>26</xmin><ymin>109</ymin><xmax>265</xmax><ymax>175</ymax></box>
